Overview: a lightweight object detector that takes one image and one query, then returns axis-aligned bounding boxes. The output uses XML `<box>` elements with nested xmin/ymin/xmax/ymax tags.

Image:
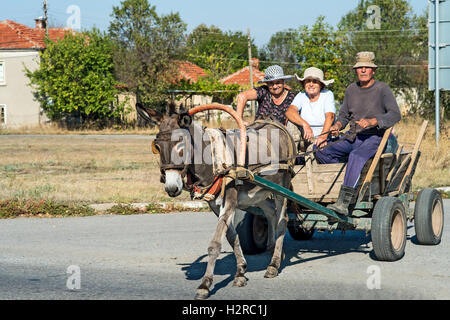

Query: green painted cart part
<box><xmin>250</xmin><ymin>174</ymin><xmax>357</xmax><ymax>227</ymax></box>
<box><xmin>354</xmin><ymin>202</ymin><xmax>374</xmax><ymax>209</ymax></box>
<box><xmin>287</xmin><ymin>213</ymin><xmax>372</xmax><ymax>231</ymax></box>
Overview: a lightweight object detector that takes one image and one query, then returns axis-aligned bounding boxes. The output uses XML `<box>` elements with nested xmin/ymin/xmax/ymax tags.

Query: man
<box><xmin>315</xmin><ymin>51</ymin><xmax>401</xmax><ymax>216</ymax></box>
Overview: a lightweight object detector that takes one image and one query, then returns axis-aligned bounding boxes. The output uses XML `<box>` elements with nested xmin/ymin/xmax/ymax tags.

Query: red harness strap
<box><xmin>187</xmin><ymin>172</ymin><xmax>224</xmax><ymax>201</ymax></box>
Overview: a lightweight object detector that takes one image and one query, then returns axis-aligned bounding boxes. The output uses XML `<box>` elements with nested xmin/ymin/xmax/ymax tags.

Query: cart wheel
<box><xmin>233</xmin><ymin>210</ymin><xmax>267</xmax><ymax>255</ymax></box>
<box><xmin>371</xmin><ymin>197</ymin><xmax>407</xmax><ymax>261</ymax></box>
<box><xmin>414</xmin><ymin>188</ymin><xmax>444</xmax><ymax>245</ymax></box>
<box><xmin>288</xmin><ymin>225</ymin><xmax>315</xmax><ymax>240</ymax></box>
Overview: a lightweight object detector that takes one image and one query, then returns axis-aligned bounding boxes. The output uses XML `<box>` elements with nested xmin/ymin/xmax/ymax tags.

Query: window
<box><xmin>0</xmin><ymin>61</ymin><xmax>4</xmax><ymax>84</ymax></box>
<box><xmin>0</xmin><ymin>105</ymin><xmax>6</xmax><ymax>125</ymax></box>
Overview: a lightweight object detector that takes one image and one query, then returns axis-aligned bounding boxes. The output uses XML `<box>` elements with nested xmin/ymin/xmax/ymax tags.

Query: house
<box><xmin>117</xmin><ymin>60</ymin><xmax>211</xmax><ymax>123</ymax></box>
<box><xmin>0</xmin><ymin>19</ymin><xmax>70</xmax><ymax>128</ymax></box>
<box><xmin>176</xmin><ymin>60</ymin><xmax>208</xmax><ymax>83</ymax></box>
<box><xmin>220</xmin><ymin>58</ymin><xmax>265</xmax><ymax>89</ymax></box>
<box><xmin>220</xmin><ymin>58</ymin><xmax>265</xmax><ymax>118</ymax></box>
<box><xmin>170</xmin><ymin>60</ymin><xmax>212</xmax><ymax>111</ymax></box>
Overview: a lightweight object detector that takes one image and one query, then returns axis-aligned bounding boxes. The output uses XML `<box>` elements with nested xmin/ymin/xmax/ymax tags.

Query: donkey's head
<box><xmin>136</xmin><ymin>102</ymin><xmax>192</xmax><ymax>197</ymax></box>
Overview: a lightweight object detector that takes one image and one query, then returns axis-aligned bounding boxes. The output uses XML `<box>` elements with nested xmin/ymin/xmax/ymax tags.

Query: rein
<box><xmin>293</xmin><ymin>122</ymin><xmax>379</xmax><ymax>159</ymax></box>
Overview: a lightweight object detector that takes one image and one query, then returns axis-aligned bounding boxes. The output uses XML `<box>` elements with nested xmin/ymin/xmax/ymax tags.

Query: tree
<box><xmin>109</xmin><ymin>0</ymin><xmax>186</xmax><ymax>110</ymax></box>
<box><xmin>338</xmin><ymin>0</ymin><xmax>448</xmax><ymax>120</ymax></box>
<box><xmin>169</xmin><ymin>77</ymin><xmax>240</xmax><ymax>103</ymax></box>
<box><xmin>338</xmin><ymin>0</ymin><xmax>418</xmax><ymax>89</ymax></box>
<box><xmin>259</xmin><ymin>29</ymin><xmax>299</xmax><ymax>79</ymax></box>
<box><xmin>26</xmin><ymin>29</ymin><xmax>121</xmax><ymax>127</ymax></box>
<box><xmin>400</xmin><ymin>8</ymin><xmax>448</xmax><ymax>121</ymax></box>
<box><xmin>291</xmin><ymin>16</ymin><xmax>346</xmax><ymax>103</ymax></box>
<box><xmin>185</xmin><ymin>24</ymin><xmax>258</xmax><ymax>78</ymax></box>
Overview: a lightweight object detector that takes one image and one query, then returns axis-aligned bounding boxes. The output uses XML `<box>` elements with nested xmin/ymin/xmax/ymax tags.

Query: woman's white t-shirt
<box><xmin>291</xmin><ymin>89</ymin><xmax>336</xmax><ymax>137</ymax></box>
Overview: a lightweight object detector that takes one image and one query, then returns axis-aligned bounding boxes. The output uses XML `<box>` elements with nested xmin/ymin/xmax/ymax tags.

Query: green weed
<box><xmin>0</xmin><ymin>199</ymin><xmax>96</xmax><ymax>218</ymax></box>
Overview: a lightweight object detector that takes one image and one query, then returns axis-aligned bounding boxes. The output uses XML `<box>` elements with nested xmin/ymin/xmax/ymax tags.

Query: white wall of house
<box><xmin>0</xmin><ymin>50</ymin><xmax>42</xmax><ymax>128</ymax></box>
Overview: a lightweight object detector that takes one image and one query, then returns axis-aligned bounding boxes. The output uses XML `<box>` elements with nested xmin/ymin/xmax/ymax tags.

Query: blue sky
<box><xmin>1</xmin><ymin>0</ymin><xmax>428</xmax><ymax>47</ymax></box>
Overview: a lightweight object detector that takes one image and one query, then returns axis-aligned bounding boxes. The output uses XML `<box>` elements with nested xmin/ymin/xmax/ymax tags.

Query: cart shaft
<box><xmin>249</xmin><ymin>174</ymin><xmax>357</xmax><ymax>227</ymax></box>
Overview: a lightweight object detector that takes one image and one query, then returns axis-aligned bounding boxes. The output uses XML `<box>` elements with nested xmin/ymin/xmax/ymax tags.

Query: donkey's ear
<box><xmin>136</xmin><ymin>103</ymin><xmax>163</xmax><ymax>124</ymax></box>
<box><xmin>179</xmin><ymin>104</ymin><xmax>187</xmax><ymax>114</ymax></box>
<box><xmin>168</xmin><ymin>102</ymin><xmax>177</xmax><ymax>116</ymax></box>
<box><xmin>177</xmin><ymin>113</ymin><xmax>192</xmax><ymax>128</ymax></box>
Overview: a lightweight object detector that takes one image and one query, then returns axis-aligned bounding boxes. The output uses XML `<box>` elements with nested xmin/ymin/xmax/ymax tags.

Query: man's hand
<box><xmin>315</xmin><ymin>134</ymin><xmax>327</xmax><ymax>147</ymax></box>
<box><xmin>356</xmin><ymin>118</ymin><xmax>377</xmax><ymax>129</ymax></box>
<box><xmin>330</xmin><ymin>122</ymin><xmax>342</xmax><ymax>137</ymax></box>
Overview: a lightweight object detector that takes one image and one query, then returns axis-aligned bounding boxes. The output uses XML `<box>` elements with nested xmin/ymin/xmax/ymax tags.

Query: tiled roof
<box><xmin>220</xmin><ymin>66</ymin><xmax>265</xmax><ymax>87</ymax></box>
<box><xmin>0</xmin><ymin>20</ymin><xmax>71</xmax><ymax>49</ymax></box>
<box><xmin>176</xmin><ymin>60</ymin><xmax>208</xmax><ymax>82</ymax></box>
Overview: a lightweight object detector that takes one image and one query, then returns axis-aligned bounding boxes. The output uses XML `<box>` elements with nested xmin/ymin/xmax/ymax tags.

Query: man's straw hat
<box><xmin>353</xmin><ymin>51</ymin><xmax>378</xmax><ymax>69</ymax></box>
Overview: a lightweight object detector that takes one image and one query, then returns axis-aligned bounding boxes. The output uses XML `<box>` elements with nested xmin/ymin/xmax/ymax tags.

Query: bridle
<box><xmin>152</xmin><ymin>129</ymin><xmax>190</xmax><ymax>184</ymax></box>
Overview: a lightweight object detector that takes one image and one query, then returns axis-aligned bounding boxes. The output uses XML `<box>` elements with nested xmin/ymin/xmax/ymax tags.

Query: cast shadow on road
<box><xmin>177</xmin><ymin>229</ymin><xmax>381</xmax><ymax>298</ymax></box>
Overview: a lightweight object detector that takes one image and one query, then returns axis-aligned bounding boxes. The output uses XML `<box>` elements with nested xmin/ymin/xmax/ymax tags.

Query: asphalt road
<box><xmin>0</xmin><ymin>200</ymin><xmax>448</xmax><ymax>300</ymax></box>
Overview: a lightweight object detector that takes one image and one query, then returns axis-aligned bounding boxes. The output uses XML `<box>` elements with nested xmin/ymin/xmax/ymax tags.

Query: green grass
<box><xmin>0</xmin><ymin>199</ymin><xmax>96</xmax><ymax>218</ymax></box>
<box><xmin>0</xmin><ymin>200</ymin><xmax>209</xmax><ymax>219</ymax></box>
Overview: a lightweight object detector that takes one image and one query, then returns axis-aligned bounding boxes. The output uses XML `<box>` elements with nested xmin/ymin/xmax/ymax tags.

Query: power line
<box><xmin>187</xmin><ymin>54</ymin><xmax>427</xmax><ymax>68</ymax></box>
<box><xmin>188</xmin><ymin>27</ymin><xmax>427</xmax><ymax>36</ymax></box>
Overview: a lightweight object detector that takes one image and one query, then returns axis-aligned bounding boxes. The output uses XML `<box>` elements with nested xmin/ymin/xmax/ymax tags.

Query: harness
<box><xmin>153</xmin><ymin>119</ymin><xmax>297</xmax><ymax>201</ymax></box>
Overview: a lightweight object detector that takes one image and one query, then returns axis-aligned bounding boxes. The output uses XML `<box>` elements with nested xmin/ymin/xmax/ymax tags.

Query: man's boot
<box><xmin>327</xmin><ymin>185</ymin><xmax>357</xmax><ymax>216</ymax></box>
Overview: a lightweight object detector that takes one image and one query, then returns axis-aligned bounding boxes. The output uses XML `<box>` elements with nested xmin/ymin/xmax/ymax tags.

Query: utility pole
<box><xmin>434</xmin><ymin>0</ymin><xmax>440</xmax><ymax>147</ymax></box>
<box><xmin>247</xmin><ymin>29</ymin><xmax>255</xmax><ymax>116</ymax></box>
<box><xmin>43</xmin><ymin>0</ymin><xmax>49</xmax><ymax>37</ymax></box>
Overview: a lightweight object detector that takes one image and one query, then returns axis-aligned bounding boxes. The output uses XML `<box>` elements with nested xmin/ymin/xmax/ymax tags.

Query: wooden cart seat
<box><xmin>291</xmin><ymin>121</ymin><xmax>427</xmax><ymax>203</ymax></box>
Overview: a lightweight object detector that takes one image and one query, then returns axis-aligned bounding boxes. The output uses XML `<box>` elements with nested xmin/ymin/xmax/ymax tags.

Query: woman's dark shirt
<box><xmin>255</xmin><ymin>85</ymin><xmax>296</xmax><ymax>125</ymax></box>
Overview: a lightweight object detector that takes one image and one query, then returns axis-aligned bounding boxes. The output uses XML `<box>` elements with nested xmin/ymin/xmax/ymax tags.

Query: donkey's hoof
<box><xmin>264</xmin><ymin>266</ymin><xmax>279</xmax><ymax>278</ymax></box>
<box><xmin>195</xmin><ymin>289</ymin><xmax>210</xmax><ymax>300</ymax></box>
<box><xmin>233</xmin><ymin>276</ymin><xmax>247</xmax><ymax>287</ymax></box>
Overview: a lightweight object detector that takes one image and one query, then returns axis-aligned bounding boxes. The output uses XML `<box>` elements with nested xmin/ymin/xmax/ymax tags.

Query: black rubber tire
<box><xmin>287</xmin><ymin>182</ymin><xmax>314</xmax><ymax>241</ymax></box>
<box><xmin>288</xmin><ymin>225</ymin><xmax>315</xmax><ymax>240</ymax></box>
<box><xmin>233</xmin><ymin>210</ymin><xmax>267</xmax><ymax>255</ymax></box>
<box><xmin>414</xmin><ymin>188</ymin><xmax>444</xmax><ymax>245</ymax></box>
<box><xmin>371</xmin><ymin>197</ymin><xmax>407</xmax><ymax>261</ymax></box>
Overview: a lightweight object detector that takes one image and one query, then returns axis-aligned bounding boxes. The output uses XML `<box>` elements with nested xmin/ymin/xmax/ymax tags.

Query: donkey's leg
<box><xmin>258</xmin><ymin>199</ymin><xmax>277</xmax><ymax>252</ymax></box>
<box><xmin>264</xmin><ymin>196</ymin><xmax>288</xmax><ymax>279</ymax></box>
<box><xmin>225</xmin><ymin>225</ymin><xmax>248</xmax><ymax>287</ymax></box>
<box><xmin>196</xmin><ymin>188</ymin><xmax>238</xmax><ymax>300</ymax></box>
<box><xmin>209</xmin><ymin>200</ymin><xmax>247</xmax><ymax>288</ymax></box>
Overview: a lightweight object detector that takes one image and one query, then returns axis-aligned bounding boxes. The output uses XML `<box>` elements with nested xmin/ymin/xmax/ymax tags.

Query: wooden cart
<box><xmin>234</xmin><ymin>120</ymin><xmax>445</xmax><ymax>261</ymax></box>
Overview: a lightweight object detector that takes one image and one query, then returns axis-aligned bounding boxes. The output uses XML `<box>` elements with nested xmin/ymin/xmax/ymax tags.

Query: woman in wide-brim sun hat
<box><xmin>286</xmin><ymin>67</ymin><xmax>336</xmax><ymax>149</ymax></box>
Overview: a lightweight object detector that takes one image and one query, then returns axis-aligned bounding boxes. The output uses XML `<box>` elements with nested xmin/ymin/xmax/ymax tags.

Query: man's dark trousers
<box><xmin>315</xmin><ymin>133</ymin><xmax>382</xmax><ymax>187</ymax></box>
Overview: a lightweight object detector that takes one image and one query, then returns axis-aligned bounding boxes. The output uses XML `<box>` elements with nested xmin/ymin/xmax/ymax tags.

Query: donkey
<box><xmin>137</xmin><ymin>103</ymin><xmax>296</xmax><ymax>300</ymax></box>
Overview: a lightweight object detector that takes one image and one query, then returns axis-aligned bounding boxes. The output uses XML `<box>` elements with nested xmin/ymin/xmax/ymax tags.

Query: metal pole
<box><xmin>247</xmin><ymin>29</ymin><xmax>255</xmax><ymax>116</ymax></box>
<box><xmin>43</xmin><ymin>0</ymin><xmax>49</xmax><ymax>37</ymax></box>
<box><xmin>435</xmin><ymin>0</ymin><xmax>440</xmax><ymax>147</ymax></box>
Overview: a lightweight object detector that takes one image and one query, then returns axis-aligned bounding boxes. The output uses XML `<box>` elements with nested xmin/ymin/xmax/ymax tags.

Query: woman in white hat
<box><xmin>286</xmin><ymin>67</ymin><xmax>336</xmax><ymax>148</ymax></box>
<box><xmin>236</xmin><ymin>65</ymin><xmax>296</xmax><ymax>126</ymax></box>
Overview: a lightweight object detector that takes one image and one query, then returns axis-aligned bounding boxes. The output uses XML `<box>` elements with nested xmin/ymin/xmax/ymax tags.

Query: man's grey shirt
<box><xmin>337</xmin><ymin>80</ymin><xmax>401</xmax><ymax>132</ymax></box>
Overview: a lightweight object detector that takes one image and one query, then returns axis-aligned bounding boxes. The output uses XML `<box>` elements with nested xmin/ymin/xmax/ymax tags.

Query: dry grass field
<box><xmin>0</xmin><ymin>117</ymin><xmax>448</xmax><ymax>207</ymax></box>
<box><xmin>0</xmin><ymin>135</ymin><xmax>189</xmax><ymax>204</ymax></box>
<box><xmin>393</xmin><ymin>117</ymin><xmax>449</xmax><ymax>190</ymax></box>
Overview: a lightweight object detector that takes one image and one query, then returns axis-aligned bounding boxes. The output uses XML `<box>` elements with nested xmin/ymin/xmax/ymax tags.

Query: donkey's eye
<box><xmin>152</xmin><ymin>140</ymin><xmax>161</xmax><ymax>154</ymax></box>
